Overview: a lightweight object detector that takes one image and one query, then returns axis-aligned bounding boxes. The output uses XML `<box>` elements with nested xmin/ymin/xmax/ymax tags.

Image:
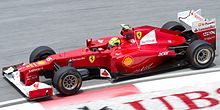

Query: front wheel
<box><xmin>186</xmin><ymin>40</ymin><xmax>215</xmax><ymax>69</ymax></box>
<box><xmin>53</xmin><ymin>67</ymin><xmax>82</xmax><ymax>95</ymax></box>
<box><xmin>29</xmin><ymin>46</ymin><xmax>56</xmax><ymax>63</ymax></box>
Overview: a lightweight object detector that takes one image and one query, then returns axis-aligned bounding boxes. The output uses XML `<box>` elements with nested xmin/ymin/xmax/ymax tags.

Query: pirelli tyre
<box><xmin>29</xmin><ymin>46</ymin><xmax>56</xmax><ymax>63</ymax></box>
<box><xmin>186</xmin><ymin>40</ymin><xmax>215</xmax><ymax>69</ymax></box>
<box><xmin>162</xmin><ymin>21</ymin><xmax>185</xmax><ymax>32</ymax></box>
<box><xmin>53</xmin><ymin>66</ymin><xmax>82</xmax><ymax>95</ymax></box>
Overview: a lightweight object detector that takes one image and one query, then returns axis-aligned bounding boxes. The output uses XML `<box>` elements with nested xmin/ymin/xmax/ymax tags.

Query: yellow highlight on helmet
<box><xmin>109</xmin><ymin>37</ymin><xmax>121</xmax><ymax>47</ymax></box>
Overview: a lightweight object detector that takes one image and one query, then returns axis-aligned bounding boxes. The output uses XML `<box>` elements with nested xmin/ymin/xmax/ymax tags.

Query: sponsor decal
<box><xmin>134</xmin><ymin>63</ymin><xmax>153</xmax><ymax>73</ymax></box>
<box><xmin>46</xmin><ymin>57</ymin><xmax>53</xmax><ymax>62</ymax></box>
<box><xmin>141</xmin><ymin>39</ymin><xmax>156</xmax><ymax>44</ymax></box>
<box><xmin>192</xmin><ymin>19</ymin><xmax>216</xmax><ymax>33</ymax></box>
<box><xmin>123</xmin><ymin>56</ymin><xmax>133</xmax><ymax>66</ymax></box>
<box><xmin>203</xmin><ymin>30</ymin><xmax>215</xmax><ymax>37</ymax></box>
<box><xmin>26</xmin><ymin>75</ymin><xmax>38</xmax><ymax>81</ymax></box>
<box><xmin>136</xmin><ymin>31</ymin><xmax>142</xmax><ymax>39</ymax></box>
<box><xmin>70</xmin><ymin>82</ymin><xmax>220</xmax><ymax>110</ymax></box>
<box><xmin>140</xmin><ymin>30</ymin><xmax>157</xmax><ymax>45</ymax></box>
<box><xmin>204</xmin><ymin>36</ymin><xmax>215</xmax><ymax>41</ymax></box>
<box><xmin>36</xmin><ymin>61</ymin><xmax>46</xmax><ymax>65</ymax></box>
<box><xmin>89</xmin><ymin>55</ymin><xmax>95</xmax><ymax>63</ymax></box>
<box><xmin>28</xmin><ymin>67</ymin><xmax>43</xmax><ymax>73</ymax></box>
<box><xmin>197</xmin><ymin>21</ymin><xmax>215</xmax><ymax>27</ymax></box>
<box><xmin>78</xmin><ymin>106</ymin><xmax>112</xmax><ymax>110</ymax></box>
<box><xmin>72</xmin><ymin>57</ymin><xmax>85</xmax><ymax>61</ymax></box>
<box><xmin>191</xmin><ymin>10</ymin><xmax>205</xmax><ymax>21</ymax></box>
<box><xmin>158</xmin><ymin>51</ymin><xmax>169</xmax><ymax>56</ymax></box>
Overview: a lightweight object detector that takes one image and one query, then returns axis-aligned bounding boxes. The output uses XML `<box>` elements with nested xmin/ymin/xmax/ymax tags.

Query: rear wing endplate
<box><xmin>177</xmin><ymin>9</ymin><xmax>216</xmax><ymax>33</ymax></box>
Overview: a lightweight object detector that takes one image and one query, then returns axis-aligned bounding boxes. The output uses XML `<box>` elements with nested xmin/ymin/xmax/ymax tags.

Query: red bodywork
<box><xmin>17</xmin><ymin>25</ymin><xmax>215</xmax><ymax>86</ymax></box>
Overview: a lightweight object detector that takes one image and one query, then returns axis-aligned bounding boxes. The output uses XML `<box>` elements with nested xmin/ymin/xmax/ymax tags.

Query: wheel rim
<box><xmin>196</xmin><ymin>48</ymin><xmax>212</xmax><ymax>64</ymax></box>
<box><xmin>62</xmin><ymin>75</ymin><xmax>78</xmax><ymax>90</ymax></box>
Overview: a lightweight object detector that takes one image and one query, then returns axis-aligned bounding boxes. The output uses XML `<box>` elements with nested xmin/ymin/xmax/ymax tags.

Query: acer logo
<box><xmin>158</xmin><ymin>51</ymin><xmax>169</xmax><ymax>56</ymax></box>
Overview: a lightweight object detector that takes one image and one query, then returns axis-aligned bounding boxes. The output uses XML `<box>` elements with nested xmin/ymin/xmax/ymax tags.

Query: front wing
<box><xmin>2</xmin><ymin>64</ymin><xmax>53</xmax><ymax>100</ymax></box>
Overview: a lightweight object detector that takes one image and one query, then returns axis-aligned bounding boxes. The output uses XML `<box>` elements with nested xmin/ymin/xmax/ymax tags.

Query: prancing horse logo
<box><xmin>89</xmin><ymin>55</ymin><xmax>95</xmax><ymax>63</ymax></box>
<box><xmin>136</xmin><ymin>31</ymin><xmax>142</xmax><ymax>39</ymax></box>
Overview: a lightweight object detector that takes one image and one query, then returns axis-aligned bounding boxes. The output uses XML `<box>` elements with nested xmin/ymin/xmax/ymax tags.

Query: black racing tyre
<box><xmin>211</xmin><ymin>41</ymin><xmax>216</xmax><ymax>50</ymax></box>
<box><xmin>53</xmin><ymin>66</ymin><xmax>82</xmax><ymax>95</ymax></box>
<box><xmin>29</xmin><ymin>46</ymin><xmax>56</xmax><ymax>63</ymax></box>
<box><xmin>186</xmin><ymin>40</ymin><xmax>215</xmax><ymax>69</ymax></box>
<box><xmin>162</xmin><ymin>21</ymin><xmax>185</xmax><ymax>32</ymax></box>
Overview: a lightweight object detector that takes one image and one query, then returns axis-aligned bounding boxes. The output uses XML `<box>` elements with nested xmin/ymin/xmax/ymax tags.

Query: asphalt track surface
<box><xmin>0</xmin><ymin>0</ymin><xmax>220</xmax><ymax>105</ymax></box>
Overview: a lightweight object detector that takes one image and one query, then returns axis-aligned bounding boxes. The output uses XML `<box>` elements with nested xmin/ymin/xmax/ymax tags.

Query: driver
<box><xmin>108</xmin><ymin>37</ymin><xmax>121</xmax><ymax>49</ymax></box>
<box><xmin>108</xmin><ymin>24</ymin><xmax>134</xmax><ymax>49</ymax></box>
<box><xmin>120</xmin><ymin>24</ymin><xmax>134</xmax><ymax>40</ymax></box>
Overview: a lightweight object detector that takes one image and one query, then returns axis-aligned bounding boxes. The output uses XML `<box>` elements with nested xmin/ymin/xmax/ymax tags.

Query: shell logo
<box><xmin>123</xmin><ymin>56</ymin><xmax>133</xmax><ymax>66</ymax></box>
<box><xmin>36</xmin><ymin>61</ymin><xmax>46</xmax><ymax>65</ymax></box>
<box><xmin>198</xmin><ymin>22</ymin><xmax>205</xmax><ymax>27</ymax></box>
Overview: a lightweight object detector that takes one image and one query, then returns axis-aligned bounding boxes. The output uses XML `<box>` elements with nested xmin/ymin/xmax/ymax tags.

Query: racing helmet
<box><xmin>121</xmin><ymin>24</ymin><xmax>131</xmax><ymax>30</ymax></box>
<box><xmin>108</xmin><ymin>37</ymin><xmax>121</xmax><ymax>48</ymax></box>
<box><xmin>120</xmin><ymin>24</ymin><xmax>133</xmax><ymax>39</ymax></box>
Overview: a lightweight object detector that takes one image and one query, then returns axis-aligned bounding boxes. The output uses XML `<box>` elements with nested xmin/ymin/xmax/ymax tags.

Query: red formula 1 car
<box><xmin>2</xmin><ymin>9</ymin><xmax>216</xmax><ymax>99</ymax></box>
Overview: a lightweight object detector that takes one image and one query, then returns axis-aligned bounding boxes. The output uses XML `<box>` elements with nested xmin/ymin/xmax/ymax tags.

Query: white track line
<box><xmin>1</xmin><ymin>102</ymin><xmax>46</xmax><ymax>110</ymax></box>
<box><xmin>0</xmin><ymin>98</ymin><xmax>26</xmax><ymax>107</ymax></box>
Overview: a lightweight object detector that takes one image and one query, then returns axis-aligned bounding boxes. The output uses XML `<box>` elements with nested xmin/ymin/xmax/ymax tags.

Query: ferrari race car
<box><xmin>2</xmin><ymin>9</ymin><xmax>216</xmax><ymax>99</ymax></box>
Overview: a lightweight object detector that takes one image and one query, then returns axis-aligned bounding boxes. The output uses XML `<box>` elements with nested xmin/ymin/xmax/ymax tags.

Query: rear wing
<box><xmin>177</xmin><ymin>9</ymin><xmax>216</xmax><ymax>50</ymax></box>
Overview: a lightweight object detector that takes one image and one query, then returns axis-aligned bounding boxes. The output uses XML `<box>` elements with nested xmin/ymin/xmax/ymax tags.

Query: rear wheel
<box><xmin>162</xmin><ymin>21</ymin><xmax>198</xmax><ymax>43</ymax></box>
<box><xmin>162</xmin><ymin>21</ymin><xmax>185</xmax><ymax>32</ymax></box>
<box><xmin>53</xmin><ymin>66</ymin><xmax>82</xmax><ymax>95</ymax></box>
<box><xmin>186</xmin><ymin>40</ymin><xmax>215</xmax><ymax>69</ymax></box>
